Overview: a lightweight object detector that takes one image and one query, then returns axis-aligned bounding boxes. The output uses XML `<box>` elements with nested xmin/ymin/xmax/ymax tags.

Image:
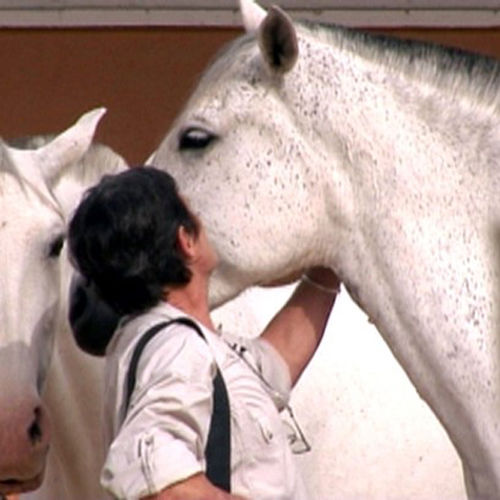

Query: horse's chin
<box><xmin>0</xmin><ymin>474</ymin><xmax>45</xmax><ymax>496</ymax></box>
<box><xmin>0</xmin><ymin>449</ymin><xmax>48</xmax><ymax>495</ymax></box>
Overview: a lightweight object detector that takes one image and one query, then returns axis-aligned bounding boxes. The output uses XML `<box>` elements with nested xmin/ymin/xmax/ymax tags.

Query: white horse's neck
<box><xmin>266</xmin><ymin>26</ymin><xmax>500</xmax><ymax>493</ymax></box>
<box><xmin>224</xmin><ymin>20</ymin><xmax>500</xmax><ymax>385</ymax></box>
<box><xmin>296</xmin><ymin>24</ymin><xmax>499</xmax><ymax>114</ymax></box>
<box><xmin>32</xmin><ymin>290</ymin><xmax>105</xmax><ymax>500</ymax></box>
<box><xmin>276</xmin><ymin>24</ymin><xmax>500</xmax><ymax>265</ymax></box>
<box><xmin>284</xmin><ymin>25</ymin><xmax>500</xmax><ymax>472</ymax></box>
<box><xmin>293</xmin><ymin>27</ymin><xmax>497</xmax><ymax>153</ymax></box>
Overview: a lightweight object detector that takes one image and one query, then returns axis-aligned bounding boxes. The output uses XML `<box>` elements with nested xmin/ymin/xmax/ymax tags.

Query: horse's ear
<box><xmin>258</xmin><ymin>6</ymin><xmax>298</xmax><ymax>74</ymax></box>
<box><xmin>240</xmin><ymin>0</ymin><xmax>266</xmax><ymax>33</ymax></box>
<box><xmin>37</xmin><ymin>107</ymin><xmax>106</xmax><ymax>184</ymax></box>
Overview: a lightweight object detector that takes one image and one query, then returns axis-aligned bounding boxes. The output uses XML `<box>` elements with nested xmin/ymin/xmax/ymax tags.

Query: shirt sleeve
<box><xmin>224</xmin><ymin>332</ymin><xmax>292</xmax><ymax>410</ymax></box>
<box><xmin>252</xmin><ymin>338</ymin><xmax>292</xmax><ymax>408</ymax></box>
<box><xmin>254</xmin><ymin>339</ymin><xmax>292</xmax><ymax>402</ymax></box>
<box><xmin>101</xmin><ymin>325</ymin><xmax>216</xmax><ymax>499</ymax></box>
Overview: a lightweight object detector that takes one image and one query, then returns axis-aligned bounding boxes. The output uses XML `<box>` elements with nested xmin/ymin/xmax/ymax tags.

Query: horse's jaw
<box><xmin>207</xmin><ymin>266</ymin><xmax>248</xmax><ymax>309</ymax></box>
<box><xmin>207</xmin><ymin>257</ymin><xmax>328</xmax><ymax>309</ymax></box>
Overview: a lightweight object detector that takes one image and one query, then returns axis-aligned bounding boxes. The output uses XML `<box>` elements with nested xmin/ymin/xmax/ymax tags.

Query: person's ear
<box><xmin>176</xmin><ymin>225</ymin><xmax>197</xmax><ymax>260</ymax></box>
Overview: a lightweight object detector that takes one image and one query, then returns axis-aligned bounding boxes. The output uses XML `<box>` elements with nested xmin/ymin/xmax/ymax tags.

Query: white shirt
<box><xmin>100</xmin><ymin>302</ymin><xmax>309</xmax><ymax>499</ymax></box>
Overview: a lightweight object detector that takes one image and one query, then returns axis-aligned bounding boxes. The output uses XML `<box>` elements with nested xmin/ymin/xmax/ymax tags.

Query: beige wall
<box><xmin>1</xmin><ymin>27</ymin><xmax>500</xmax><ymax>164</ymax></box>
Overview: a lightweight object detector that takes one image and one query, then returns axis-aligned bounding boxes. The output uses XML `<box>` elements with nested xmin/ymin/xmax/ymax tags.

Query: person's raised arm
<box><xmin>261</xmin><ymin>267</ymin><xmax>340</xmax><ymax>386</ymax></box>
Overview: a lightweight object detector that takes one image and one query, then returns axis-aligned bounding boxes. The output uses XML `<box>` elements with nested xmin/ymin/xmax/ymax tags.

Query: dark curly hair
<box><xmin>68</xmin><ymin>166</ymin><xmax>199</xmax><ymax>317</ymax></box>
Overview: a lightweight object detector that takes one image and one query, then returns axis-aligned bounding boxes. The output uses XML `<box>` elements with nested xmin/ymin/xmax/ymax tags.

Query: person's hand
<box><xmin>141</xmin><ymin>473</ymin><xmax>248</xmax><ymax>499</ymax></box>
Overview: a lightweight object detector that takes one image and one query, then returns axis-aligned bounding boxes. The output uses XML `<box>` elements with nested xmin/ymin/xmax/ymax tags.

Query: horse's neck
<box><xmin>39</xmin><ymin>348</ymin><xmax>105</xmax><ymax>499</ymax></box>
<box><xmin>293</xmin><ymin>28</ymin><xmax>500</xmax><ymax>338</ymax></box>
<box><xmin>292</xmin><ymin>28</ymin><xmax>500</xmax><ymax>224</ymax></box>
<box><xmin>32</xmin><ymin>252</ymin><xmax>106</xmax><ymax>500</ymax></box>
<box><xmin>300</xmin><ymin>30</ymin><xmax>497</xmax><ymax>158</ymax></box>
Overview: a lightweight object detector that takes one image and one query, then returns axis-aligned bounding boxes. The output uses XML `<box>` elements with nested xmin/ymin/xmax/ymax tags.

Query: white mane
<box><xmin>199</xmin><ymin>20</ymin><xmax>500</xmax><ymax>115</ymax></box>
<box><xmin>311</xmin><ymin>21</ymin><xmax>500</xmax><ymax>111</ymax></box>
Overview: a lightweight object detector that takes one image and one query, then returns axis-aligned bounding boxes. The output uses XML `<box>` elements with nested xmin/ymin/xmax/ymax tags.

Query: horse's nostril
<box><xmin>28</xmin><ymin>407</ymin><xmax>43</xmax><ymax>444</ymax></box>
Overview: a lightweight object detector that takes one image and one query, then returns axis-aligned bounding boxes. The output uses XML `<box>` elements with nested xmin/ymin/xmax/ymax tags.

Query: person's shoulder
<box><xmin>134</xmin><ymin>316</ymin><xmax>215</xmax><ymax>382</ymax></box>
<box><xmin>136</xmin><ymin>315</ymin><xmax>208</xmax><ymax>353</ymax></box>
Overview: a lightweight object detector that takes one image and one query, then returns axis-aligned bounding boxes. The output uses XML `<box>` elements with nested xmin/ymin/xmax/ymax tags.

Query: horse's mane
<box><xmin>191</xmin><ymin>34</ymin><xmax>257</xmax><ymax>97</ymax></box>
<box><xmin>303</xmin><ymin>20</ymin><xmax>500</xmax><ymax>109</ymax></box>
<box><xmin>202</xmin><ymin>19</ymin><xmax>500</xmax><ymax>112</ymax></box>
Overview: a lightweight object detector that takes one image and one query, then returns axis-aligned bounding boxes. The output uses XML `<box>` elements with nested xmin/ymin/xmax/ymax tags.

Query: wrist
<box><xmin>301</xmin><ymin>273</ymin><xmax>341</xmax><ymax>295</ymax></box>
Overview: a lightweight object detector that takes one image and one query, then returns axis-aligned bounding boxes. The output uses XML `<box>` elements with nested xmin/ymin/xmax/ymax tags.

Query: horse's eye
<box><xmin>179</xmin><ymin>127</ymin><xmax>217</xmax><ymax>151</ymax></box>
<box><xmin>48</xmin><ymin>234</ymin><xmax>65</xmax><ymax>258</ymax></box>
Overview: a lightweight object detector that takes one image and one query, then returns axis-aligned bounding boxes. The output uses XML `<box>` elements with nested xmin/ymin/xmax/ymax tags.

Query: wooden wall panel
<box><xmin>0</xmin><ymin>27</ymin><xmax>499</xmax><ymax>164</ymax></box>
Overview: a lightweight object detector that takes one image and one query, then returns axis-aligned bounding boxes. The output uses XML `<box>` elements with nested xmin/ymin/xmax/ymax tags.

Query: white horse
<box><xmin>152</xmin><ymin>1</ymin><xmax>500</xmax><ymax>498</ymax></box>
<box><xmin>0</xmin><ymin>108</ymin><xmax>127</xmax><ymax>499</ymax></box>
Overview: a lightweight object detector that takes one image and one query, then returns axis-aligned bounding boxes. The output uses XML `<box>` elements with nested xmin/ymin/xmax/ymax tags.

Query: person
<box><xmin>67</xmin><ymin>166</ymin><xmax>341</xmax><ymax>500</ymax></box>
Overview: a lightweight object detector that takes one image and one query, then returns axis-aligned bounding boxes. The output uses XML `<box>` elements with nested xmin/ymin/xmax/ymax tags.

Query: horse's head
<box><xmin>154</xmin><ymin>1</ymin><xmax>342</xmax><ymax>307</ymax></box>
<box><xmin>0</xmin><ymin>108</ymin><xmax>107</xmax><ymax>495</ymax></box>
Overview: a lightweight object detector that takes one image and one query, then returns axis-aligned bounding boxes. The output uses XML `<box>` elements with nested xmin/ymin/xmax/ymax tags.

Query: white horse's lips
<box><xmin>0</xmin><ymin>470</ymin><xmax>45</xmax><ymax>494</ymax></box>
<box><xmin>0</xmin><ymin>445</ymin><xmax>48</xmax><ymax>495</ymax></box>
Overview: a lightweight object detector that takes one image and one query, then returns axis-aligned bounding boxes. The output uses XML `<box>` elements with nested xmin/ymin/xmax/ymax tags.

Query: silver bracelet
<box><xmin>301</xmin><ymin>274</ymin><xmax>341</xmax><ymax>295</ymax></box>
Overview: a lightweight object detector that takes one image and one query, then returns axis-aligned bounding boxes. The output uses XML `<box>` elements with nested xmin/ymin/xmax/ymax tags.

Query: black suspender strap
<box><xmin>125</xmin><ymin>320</ymin><xmax>173</xmax><ymax>411</ymax></box>
<box><xmin>124</xmin><ymin>317</ymin><xmax>231</xmax><ymax>492</ymax></box>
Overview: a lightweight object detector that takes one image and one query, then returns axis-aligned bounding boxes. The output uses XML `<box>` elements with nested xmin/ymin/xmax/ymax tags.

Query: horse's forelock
<box><xmin>7</xmin><ymin>134</ymin><xmax>54</xmax><ymax>150</ymax></box>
